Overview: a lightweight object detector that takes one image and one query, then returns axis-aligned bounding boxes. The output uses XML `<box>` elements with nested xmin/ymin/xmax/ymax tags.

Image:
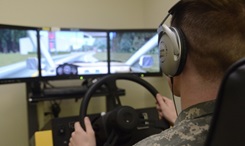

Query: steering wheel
<box><xmin>79</xmin><ymin>74</ymin><xmax>170</xmax><ymax>146</ymax></box>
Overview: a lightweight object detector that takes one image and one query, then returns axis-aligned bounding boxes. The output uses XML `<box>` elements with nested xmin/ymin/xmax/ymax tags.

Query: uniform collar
<box><xmin>175</xmin><ymin>100</ymin><xmax>216</xmax><ymax>123</ymax></box>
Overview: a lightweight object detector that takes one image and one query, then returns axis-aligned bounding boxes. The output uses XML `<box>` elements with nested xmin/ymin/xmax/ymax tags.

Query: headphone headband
<box><xmin>158</xmin><ymin>1</ymin><xmax>182</xmax><ymax>27</ymax></box>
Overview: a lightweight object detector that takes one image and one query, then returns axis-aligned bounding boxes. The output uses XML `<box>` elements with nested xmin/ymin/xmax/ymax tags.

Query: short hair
<box><xmin>172</xmin><ymin>0</ymin><xmax>245</xmax><ymax>81</ymax></box>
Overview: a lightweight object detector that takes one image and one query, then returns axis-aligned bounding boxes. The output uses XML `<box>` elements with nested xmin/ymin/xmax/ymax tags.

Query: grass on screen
<box><xmin>0</xmin><ymin>53</ymin><xmax>37</xmax><ymax>67</ymax></box>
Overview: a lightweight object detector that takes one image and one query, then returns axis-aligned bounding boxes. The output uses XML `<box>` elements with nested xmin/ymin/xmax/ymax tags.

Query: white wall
<box><xmin>0</xmin><ymin>83</ymin><xmax>27</xmax><ymax>146</ymax></box>
<box><xmin>0</xmin><ymin>0</ymin><xmax>145</xmax><ymax>29</ymax></box>
<box><xmin>0</xmin><ymin>0</ymin><xmax>178</xmax><ymax>145</ymax></box>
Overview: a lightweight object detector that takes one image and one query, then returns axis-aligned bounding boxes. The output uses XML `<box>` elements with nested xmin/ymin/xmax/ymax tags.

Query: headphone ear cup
<box><xmin>158</xmin><ymin>25</ymin><xmax>187</xmax><ymax>77</ymax></box>
<box><xmin>172</xmin><ymin>27</ymin><xmax>187</xmax><ymax>76</ymax></box>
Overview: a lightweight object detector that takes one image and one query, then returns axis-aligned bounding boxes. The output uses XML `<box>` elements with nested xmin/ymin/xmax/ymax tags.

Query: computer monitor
<box><xmin>0</xmin><ymin>24</ymin><xmax>40</xmax><ymax>84</ymax></box>
<box><xmin>108</xmin><ymin>29</ymin><xmax>161</xmax><ymax>77</ymax></box>
<box><xmin>39</xmin><ymin>27</ymin><xmax>109</xmax><ymax>81</ymax></box>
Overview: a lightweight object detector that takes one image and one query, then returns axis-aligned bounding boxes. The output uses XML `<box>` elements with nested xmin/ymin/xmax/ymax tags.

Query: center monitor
<box><xmin>108</xmin><ymin>29</ymin><xmax>161</xmax><ymax>77</ymax></box>
<box><xmin>39</xmin><ymin>27</ymin><xmax>109</xmax><ymax>80</ymax></box>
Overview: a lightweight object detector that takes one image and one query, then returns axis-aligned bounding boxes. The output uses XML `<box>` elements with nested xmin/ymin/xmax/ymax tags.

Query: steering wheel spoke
<box><xmin>104</xmin><ymin>129</ymin><xmax>119</xmax><ymax>146</ymax></box>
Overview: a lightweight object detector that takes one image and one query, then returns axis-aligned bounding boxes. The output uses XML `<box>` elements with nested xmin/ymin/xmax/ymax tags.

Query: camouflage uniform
<box><xmin>133</xmin><ymin>100</ymin><xmax>215</xmax><ymax>146</ymax></box>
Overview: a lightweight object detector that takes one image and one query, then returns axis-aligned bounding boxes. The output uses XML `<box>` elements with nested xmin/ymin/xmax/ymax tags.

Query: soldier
<box><xmin>69</xmin><ymin>0</ymin><xmax>245</xmax><ymax>145</ymax></box>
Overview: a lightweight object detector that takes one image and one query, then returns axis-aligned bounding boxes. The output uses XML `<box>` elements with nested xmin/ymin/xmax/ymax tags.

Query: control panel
<box><xmin>52</xmin><ymin>107</ymin><xmax>169</xmax><ymax>146</ymax></box>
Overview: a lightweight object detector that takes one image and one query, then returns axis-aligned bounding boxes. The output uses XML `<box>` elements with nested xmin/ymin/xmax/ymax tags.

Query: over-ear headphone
<box><xmin>157</xmin><ymin>1</ymin><xmax>188</xmax><ymax>77</ymax></box>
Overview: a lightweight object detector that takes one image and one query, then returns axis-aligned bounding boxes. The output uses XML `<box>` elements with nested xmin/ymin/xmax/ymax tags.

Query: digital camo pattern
<box><xmin>134</xmin><ymin>100</ymin><xmax>215</xmax><ymax>146</ymax></box>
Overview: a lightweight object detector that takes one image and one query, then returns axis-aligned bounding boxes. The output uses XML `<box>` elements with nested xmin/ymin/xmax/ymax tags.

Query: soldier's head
<box><xmin>171</xmin><ymin>0</ymin><xmax>245</xmax><ymax>81</ymax></box>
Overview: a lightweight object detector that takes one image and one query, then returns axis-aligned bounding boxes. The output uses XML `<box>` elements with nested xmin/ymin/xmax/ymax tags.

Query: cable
<box><xmin>170</xmin><ymin>77</ymin><xmax>179</xmax><ymax>116</ymax></box>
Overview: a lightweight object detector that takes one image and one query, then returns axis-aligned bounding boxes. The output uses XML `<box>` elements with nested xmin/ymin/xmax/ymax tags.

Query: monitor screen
<box><xmin>39</xmin><ymin>28</ymin><xmax>109</xmax><ymax>80</ymax></box>
<box><xmin>109</xmin><ymin>29</ymin><xmax>161</xmax><ymax>77</ymax></box>
<box><xmin>0</xmin><ymin>24</ymin><xmax>40</xmax><ymax>84</ymax></box>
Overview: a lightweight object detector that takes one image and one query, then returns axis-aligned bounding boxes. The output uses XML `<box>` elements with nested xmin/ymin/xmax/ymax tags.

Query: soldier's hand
<box><xmin>156</xmin><ymin>93</ymin><xmax>177</xmax><ymax>126</ymax></box>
